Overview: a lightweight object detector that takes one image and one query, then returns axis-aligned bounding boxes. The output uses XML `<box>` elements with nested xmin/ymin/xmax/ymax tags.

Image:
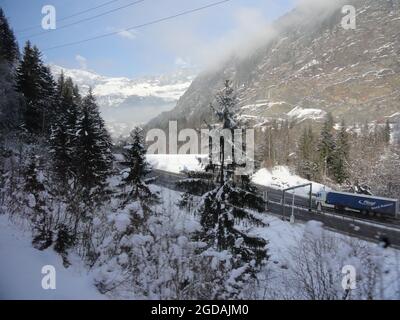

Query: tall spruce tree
<box><xmin>117</xmin><ymin>127</ymin><xmax>159</xmax><ymax>223</ymax></box>
<box><xmin>262</xmin><ymin>125</ymin><xmax>276</xmax><ymax>168</ymax></box>
<box><xmin>0</xmin><ymin>8</ymin><xmax>21</xmax><ymax>132</ymax></box>
<box><xmin>50</xmin><ymin>74</ymin><xmax>79</xmax><ymax>187</ymax></box>
<box><xmin>383</xmin><ymin>120</ymin><xmax>391</xmax><ymax>145</ymax></box>
<box><xmin>0</xmin><ymin>8</ymin><xmax>19</xmax><ymax>64</ymax></box>
<box><xmin>15</xmin><ymin>42</ymin><xmax>56</xmax><ymax>135</ymax></box>
<box><xmin>332</xmin><ymin>120</ymin><xmax>349</xmax><ymax>184</ymax></box>
<box><xmin>193</xmin><ymin>81</ymin><xmax>268</xmax><ymax>299</ymax></box>
<box><xmin>75</xmin><ymin>88</ymin><xmax>113</xmax><ymax>199</ymax></box>
<box><xmin>298</xmin><ymin>126</ymin><xmax>319</xmax><ymax>181</ymax></box>
<box><xmin>39</xmin><ymin>65</ymin><xmax>57</xmax><ymax>134</ymax></box>
<box><xmin>318</xmin><ymin>112</ymin><xmax>336</xmax><ymax>179</ymax></box>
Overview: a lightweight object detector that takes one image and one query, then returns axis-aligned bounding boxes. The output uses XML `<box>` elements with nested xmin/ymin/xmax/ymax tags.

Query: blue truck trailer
<box><xmin>316</xmin><ymin>191</ymin><xmax>399</xmax><ymax>218</ymax></box>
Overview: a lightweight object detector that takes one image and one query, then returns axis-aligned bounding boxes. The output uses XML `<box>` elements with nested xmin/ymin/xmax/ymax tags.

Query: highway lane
<box><xmin>148</xmin><ymin>169</ymin><xmax>400</xmax><ymax>248</ymax></box>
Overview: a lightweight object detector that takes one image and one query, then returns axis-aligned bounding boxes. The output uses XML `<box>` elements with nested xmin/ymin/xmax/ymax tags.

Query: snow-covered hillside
<box><xmin>0</xmin><ymin>215</ymin><xmax>105</xmax><ymax>300</ymax></box>
<box><xmin>2</xmin><ymin>185</ymin><xmax>400</xmax><ymax>300</ymax></box>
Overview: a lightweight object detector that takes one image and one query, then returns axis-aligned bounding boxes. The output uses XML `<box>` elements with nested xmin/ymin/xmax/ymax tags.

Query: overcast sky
<box><xmin>1</xmin><ymin>0</ymin><xmax>298</xmax><ymax>77</ymax></box>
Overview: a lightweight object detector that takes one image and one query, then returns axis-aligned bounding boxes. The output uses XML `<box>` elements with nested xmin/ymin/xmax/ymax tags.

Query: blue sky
<box><xmin>1</xmin><ymin>0</ymin><xmax>297</xmax><ymax>78</ymax></box>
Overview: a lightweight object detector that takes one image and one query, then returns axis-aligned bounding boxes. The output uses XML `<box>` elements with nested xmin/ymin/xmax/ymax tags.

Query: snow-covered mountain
<box><xmin>147</xmin><ymin>0</ymin><xmax>400</xmax><ymax>132</ymax></box>
<box><xmin>50</xmin><ymin>65</ymin><xmax>196</xmax><ymax>137</ymax></box>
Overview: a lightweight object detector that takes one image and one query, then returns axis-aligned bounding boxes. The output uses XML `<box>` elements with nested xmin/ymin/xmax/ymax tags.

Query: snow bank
<box><xmin>0</xmin><ymin>215</ymin><xmax>105</xmax><ymax>300</ymax></box>
<box><xmin>146</xmin><ymin>154</ymin><xmax>207</xmax><ymax>174</ymax></box>
<box><xmin>287</xmin><ymin>106</ymin><xmax>326</xmax><ymax>121</ymax></box>
<box><xmin>251</xmin><ymin>166</ymin><xmax>328</xmax><ymax>197</ymax></box>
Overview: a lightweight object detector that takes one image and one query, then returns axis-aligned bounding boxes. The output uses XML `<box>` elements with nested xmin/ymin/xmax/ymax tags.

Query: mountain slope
<box><xmin>147</xmin><ymin>0</ymin><xmax>400</xmax><ymax>131</ymax></box>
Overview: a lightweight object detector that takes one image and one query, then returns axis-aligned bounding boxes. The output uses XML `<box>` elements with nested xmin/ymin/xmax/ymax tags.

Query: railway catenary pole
<box><xmin>282</xmin><ymin>183</ymin><xmax>313</xmax><ymax>217</ymax></box>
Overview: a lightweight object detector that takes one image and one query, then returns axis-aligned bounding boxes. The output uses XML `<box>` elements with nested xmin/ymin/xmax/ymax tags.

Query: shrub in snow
<box><xmin>54</xmin><ymin>224</ymin><xmax>76</xmax><ymax>267</ymax></box>
<box><xmin>279</xmin><ymin>221</ymin><xmax>387</xmax><ymax>300</ymax></box>
<box><xmin>94</xmin><ymin>207</ymin><xmax>210</xmax><ymax>299</ymax></box>
<box><xmin>23</xmin><ymin>152</ymin><xmax>55</xmax><ymax>250</ymax></box>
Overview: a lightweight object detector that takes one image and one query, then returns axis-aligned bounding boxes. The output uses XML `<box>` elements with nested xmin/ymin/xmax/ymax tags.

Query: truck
<box><xmin>316</xmin><ymin>191</ymin><xmax>399</xmax><ymax>218</ymax></box>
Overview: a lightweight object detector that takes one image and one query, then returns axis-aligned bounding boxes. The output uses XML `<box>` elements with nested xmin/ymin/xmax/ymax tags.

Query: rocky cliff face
<box><xmin>147</xmin><ymin>0</ymin><xmax>400</xmax><ymax>132</ymax></box>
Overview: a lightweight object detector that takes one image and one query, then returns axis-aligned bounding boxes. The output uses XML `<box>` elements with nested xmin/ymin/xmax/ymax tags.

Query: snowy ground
<box><xmin>1</xmin><ymin>184</ymin><xmax>399</xmax><ymax>299</ymax></box>
<box><xmin>0</xmin><ymin>215</ymin><xmax>105</xmax><ymax>300</ymax></box>
<box><xmin>252</xmin><ymin>166</ymin><xmax>330</xmax><ymax>197</ymax></box>
<box><xmin>147</xmin><ymin>154</ymin><xmax>206</xmax><ymax>174</ymax></box>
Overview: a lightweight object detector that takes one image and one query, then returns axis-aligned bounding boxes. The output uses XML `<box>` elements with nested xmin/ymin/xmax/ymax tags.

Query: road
<box><xmin>148</xmin><ymin>169</ymin><xmax>400</xmax><ymax>249</ymax></box>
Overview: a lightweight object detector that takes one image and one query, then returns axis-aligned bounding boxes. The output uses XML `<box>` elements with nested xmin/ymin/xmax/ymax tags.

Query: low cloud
<box><xmin>174</xmin><ymin>57</ymin><xmax>192</xmax><ymax>68</ymax></box>
<box><xmin>153</xmin><ymin>0</ymin><xmax>347</xmax><ymax>72</ymax></box>
<box><xmin>75</xmin><ymin>54</ymin><xmax>88</xmax><ymax>70</ymax></box>
<box><xmin>202</xmin><ymin>7</ymin><xmax>277</xmax><ymax>68</ymax></box>
<box><xmin>155</xmin><ymin>6</ymin><xmax>278</xmax><ymax>71</ymax></box>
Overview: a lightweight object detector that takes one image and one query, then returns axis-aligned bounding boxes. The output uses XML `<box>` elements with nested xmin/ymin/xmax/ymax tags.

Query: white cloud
<box><xmin>207</xmin><ymin>7</ymin><xmax>277</xmax><ymax>63</ymax></box>
<box><xmin>117</xmin><ymin>29</ymin><xmax>138</xmax><ymax>40</ymax></box>
<box><xmin>147</xmin><ymin>0</ymin><xmax>348</xmax><ymax>72</ymax></box>
<box><xmin>174</xmin><ymin>57</ymin><xmax>191</xmax><ymax>68</ymax></box>
<box><xmin>75</xmin><ymin>54</ymin><xmax>88</xmax><ymax>70</ymax></box>
<box><xmin>152</xmin><ymin>6</ymin><xmax>278</xmax><ymax>71</ymax></box>
<box><xmin>107</xmin><ymin>27</ymin><xmax>138</xmax><ymax>41</ymax></box>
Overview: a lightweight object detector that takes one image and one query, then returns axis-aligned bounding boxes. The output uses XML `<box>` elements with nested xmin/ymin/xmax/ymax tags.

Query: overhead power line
<box><xmin>15</xmin><ymin>0</ymin><xmax>123</xmax><ymax>34</ymax></box>
<box><xmin>43</xmin><ymin>0</ymin><xmax>233</xmax><ymax>51</ymax></box>
<box><xmin>21</xmin><ymin>0</ymin><xmax>147</xmax><ymax>40</ymax></box>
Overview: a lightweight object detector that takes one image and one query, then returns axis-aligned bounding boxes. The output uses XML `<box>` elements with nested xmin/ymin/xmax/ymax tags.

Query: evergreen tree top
<box><xmin>211</xmin><ymin>80</ymin><xmax>239</xmax><ymax>130</ymax></box>
<box><xmin>0</xmin><ymin>7</ymin><xmax>19</xmax><ymax>63</ymax></box>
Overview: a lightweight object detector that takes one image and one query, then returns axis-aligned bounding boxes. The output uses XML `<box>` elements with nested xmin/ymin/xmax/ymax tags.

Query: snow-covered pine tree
<box><xmin>193</xmin><ymin>80</ymin><xmax>268</xmax><ymax>299</ymax></box>
<box><xmin>75</xmin><ymin>88</ymin><xmax>113</xmax><ymax>203</ymax></box>
<box><xmin>50</xmin><ymin>85</ymin><xmax>112</xmax><ymax>260</ymax></box>
<box><xmin>176</xmin><ymin>169</ymin><xmax>215</xmax><ymax>212</ymax></box>
<box><xmin>117</xmin><ymin>127</ymin><xmax>159</xmax><ymax>222</ymax></box>
<box><xmin>94</xmin><ymin>128</ymin><xmax>163</xmax><ymax>295</ymax></box>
